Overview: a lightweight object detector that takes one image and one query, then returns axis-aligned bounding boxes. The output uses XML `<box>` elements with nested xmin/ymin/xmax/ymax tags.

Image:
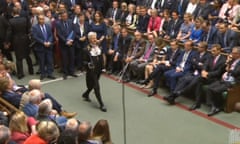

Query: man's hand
<box><xmin>176</xmin><ymin>67</ymin><xmax>182</xmax><ymax>72</ymax></box>
<box><xmin>79</xmin><ymin>36</ymin><xmax>86</xmax><ymax>41</ymax></box>
<box><xmin>201</xmin><ymin>70</ymin><xmax>208</xmax><ymax>78</ymax></box>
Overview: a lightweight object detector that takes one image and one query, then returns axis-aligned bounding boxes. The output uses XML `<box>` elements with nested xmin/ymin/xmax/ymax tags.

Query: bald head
<box><xmin>28</xmin><ymin>79</ymin><xmax>41</xmax><ymax>90</ymax></box>
<box><xmin>28</xmin><ymin>89</ymin><xmax>42</xmax><ymax>104</ymax></box>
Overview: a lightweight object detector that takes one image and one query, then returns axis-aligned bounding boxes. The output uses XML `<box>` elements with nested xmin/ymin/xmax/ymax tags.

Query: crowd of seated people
<box><xmin>1</xmin><ymin>0</ymin><xmax>240</xmax><ymax>142</ymax></box>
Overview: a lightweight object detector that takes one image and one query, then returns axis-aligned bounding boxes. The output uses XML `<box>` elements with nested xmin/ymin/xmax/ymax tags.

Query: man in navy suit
<box><xmin>189</xmin><ymin>44</ymin><xmax>226</xmax><ymax>110</ymax></box>
<box><xmin>73</xmin><ymin>13</ymin><xmax>89</xmax><ymax>71</ymax></box>
<box><xmin>201</xmin><ymin>20</ymin><xmax>218</xmax><ymax>49</ymax></box>
<box><xmin>164</xmin><ymin>41</ymin><xmax>211</xmax><ymax>104</ymax></box>
<box><xmin>164</xmin><ymin>40</ymin><xmax>197</xmax><ymax>97</ymax></box>
<box><xmin>56</xmin><ymin>11</ymin><xmax>77</xmax><ymax>79</ymax></box>
<box><xmin>136</xmin><ymin>6</ymin><xmax>150</xmax><ymax>33</ymax></box>
<box><xmin>32</xmin><ymin>14</ymin><xmax>56</xmax><ymax>80</ymax></box>
<box><xmin>105</xmin><ymin>1</ymin><xmax>122</xmax><ymax>23</ymax></box>
<box><xmin>216</xmin><ymin>22</ymin><xmax>239</xmax><ymax>53</ymax></box>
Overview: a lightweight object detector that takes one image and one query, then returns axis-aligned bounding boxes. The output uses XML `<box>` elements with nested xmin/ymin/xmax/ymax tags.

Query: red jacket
<box><xmin>24</xmin><ymin>134</ymin><xmax>47</xmax><ymax>144</ymax></box>
<box><xmin>147</xmin><ymin>16</ymin><xmax>161</xmax><ymax>31</ymax></box>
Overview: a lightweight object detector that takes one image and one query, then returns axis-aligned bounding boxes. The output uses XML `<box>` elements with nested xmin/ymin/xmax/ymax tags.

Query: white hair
<box><xmin>88</xmin><ymin>31</ymin><xmax>97</xmax><ymax>39</ymax></box>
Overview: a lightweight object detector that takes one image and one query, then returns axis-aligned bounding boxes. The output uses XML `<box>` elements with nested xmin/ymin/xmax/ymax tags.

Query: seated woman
<box><xmin>176</xmin><ymin>13</ymin><xmax>193</xmax><ymax>42</ymax></box>
<box><xmin>159</xmin><ymin>9</ymin><xmax>171</xmax><ymax>38</ymax></box>
<box><xmin>0</xmin><ymin>77</ymin><xmax>22</xmax><ymax>108</ymax></box>
<box><xmin>24</xmin><ymin>121</ymin><xmax>60</xmax><ymax>144</ymax></box>
<box><xmin>9</xmin><ymin>111</ymin><xmax>37</xmax><ymax>144</ymax></box>
<box><xmin>189</xmin><ymin>17</ymin><xmax>203</xmax><ymax>44</ymax></box>
<box><xmin>125</xmin><ymin>4</ymin><xmax>137</xmax><ymax>30</ymax></box>
<box><xmin>91</xmin><ymin>119</ymin><xmax>113</xmax><ymax>144</ymax></box>
<box><xmin>140</xmin><ymin>39</ymin><xmax>167</xmax><ymax>89</ymax></box>
<box><xmin>147</xmin><ymin>9</ymin><xmax>161</xmax><ymax>38</ymax></box>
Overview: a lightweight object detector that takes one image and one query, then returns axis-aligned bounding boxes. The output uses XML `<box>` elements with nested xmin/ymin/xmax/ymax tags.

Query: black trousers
<box><xmin>206</xmin><ymin>81</ymin><xmax>230</xmax><ymax>108</ymax></box>
<box><xmin>15</xmin><ymin>55</ymin><xmax>33</xmax><ymax>77</ymax></box>
<box><xmin>84</xmin><ymin>69</ymin><xmax>104</xmax><ymax>107</ymax></box>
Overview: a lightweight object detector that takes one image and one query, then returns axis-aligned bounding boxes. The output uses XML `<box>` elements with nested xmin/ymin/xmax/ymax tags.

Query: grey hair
<box><xmin>0</xmin><ymin>125</ymin><xmax>10</xmax><ymax>144</ymax></box>
<box><xmin>88</xmin><ymin>31</ymin><xmax>97</xmax><ymax>40</ymax></box>
<box><xmin>38</xmin><ymin>99</ymin><xmax>53</xmax><ymax>116</ymax></box>
<box><xmin>65</xmin><ymin>118</ymin><xmax>79</xmax><ymax>131</ymax></box>
<box><xmin>29</xmin><ymin>89</ymin><xmax>42</xmax><ymax>104</ymax></box>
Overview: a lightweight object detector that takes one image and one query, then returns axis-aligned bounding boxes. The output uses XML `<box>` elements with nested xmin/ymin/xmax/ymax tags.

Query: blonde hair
<box><xmin>37</xmin><ymin>121</ymin><xmax>60</xmax><ymax>143</ymax></box>
<box><xmin>9</xmin><ymin>112</ymin><xmax>28</xmax><ymax>133</ymax></box>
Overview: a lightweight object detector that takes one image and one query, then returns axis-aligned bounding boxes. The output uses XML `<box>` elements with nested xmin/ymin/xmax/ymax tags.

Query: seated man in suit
<box><xmin>163</xmin><ymin>41</ymin><xmax>211</xmax><ymax>104</ymax></box>
<box><xmin>164</xmin><ymin>11</ymin><xmax>183</xmax><ymax>40</ymax></box>
<box><xmin>189</xmin><ymin>44</ymin><xmax>226</xmax><ymax>110</ymax></box>
<box><xmin>140</xmin><ymin>39</ymin><xmax>182</xmax><ymax>96</ymax></box>
<box><xmin>206</xmin><ymin>47</ymin><xmax>240</xmax><ymax>116</ymax></box>
<box><xmin>113</xmin><ymin>27</ymin><xmax>132</xmax><ymax>74</ymax></box>
<box><xmin>164</xmin><ymin>40</ymin><xmax>197</xmax><ymax>101</ymax></box>
<box><xmin>105</xmin><ymin>0</ymin><xmax>122</xmax><ymax>24</ymax></box>
<box><xmin>124</xmin><ymin>31</ymin><xmax>146</xmax><ymax>82</ymax></box>
<box><xmin>107</xmin><ymin>24</ymin><xmax>121</xmax><ymax>74</ymax></box>
<box><xmin>216</xmin><ymin>22</ymin><xmax>239</xmax><ymax>53</ymax></box>
<box><xmin>136</xmin><ymin>6</ymin><xmax>150</xmax><ymax>33</ymax></box>
<box><xmin>129</xmin><ymin>33</ymin><xmax>156</xmax><ymax>81</ymax></box>
<box><xmin>201</xmin><ymin>20</ymin><xmax>218</xmax><ymax>49</ymax></box>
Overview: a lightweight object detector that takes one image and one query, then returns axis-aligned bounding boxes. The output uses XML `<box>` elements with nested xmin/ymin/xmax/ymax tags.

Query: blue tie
<box><xmin>114</xmin><ymin>35</ymin><xmax>119</xmax><ymax>50</ymax></box>
<box><xmin>41</xmin><ymin>25</ymin><xmax>47</xmax><ymax>40</ymax></box>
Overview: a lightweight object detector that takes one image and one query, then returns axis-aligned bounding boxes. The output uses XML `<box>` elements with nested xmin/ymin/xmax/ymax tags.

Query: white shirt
<box><xmin>185</xmin><ymin>2</ymin><xmax>197</xmax><ymax>14</ymax></box>
<box><xmin>90</xmin><ymin>45</ymin><xmax>101</xmax><ymax>56</ymax></box>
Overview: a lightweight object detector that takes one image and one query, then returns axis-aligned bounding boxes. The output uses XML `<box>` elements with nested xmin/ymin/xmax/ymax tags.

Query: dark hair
<box><xmin>94</xmin><ymin>11</ymin><xmax>103</xmax><ymax>23</ymax></box>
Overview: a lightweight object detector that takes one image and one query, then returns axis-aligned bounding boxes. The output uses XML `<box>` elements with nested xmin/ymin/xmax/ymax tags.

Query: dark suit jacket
<box><xmin>166</xmin><ymin>18</ymin><xmax>183</xmax><ymax>39</ymax></box>
<box><xmin>56</xmin><ymin>19</ymin><xmax>75</xmax><ymax>45</ymax></box>
<box><xmin>228</xmin><ymin>60</ymin><xmax>240</xmax><ymax>84</ymax></box>
<box><xmin>176</xmin><ymin>50</ymin><xmax>197</xmax><ymax>72</ymax></box>
<box><xmin>192</xmin><ymin>51</ymin><xmax>211</xmax><ymax>73</ymax></box>
<box><xmin>174</xmin><ymin>0</ymin><xmax>189</xmax><ymax>17</ymax></box>
<box><xmin>2</xmin><ymin>91</ymin><xmax>21</xmax><ymax>108</ymax></box>
<box><xmin>116</xmin><ymin>35</ymin><xmax>132</xmax><ymax>60</ymax></box>
<box><xmin>105</xmin><ymin>8</ymin><xmax>122</xmax><ymax>21</ymax></box>
<box><xmin>155</xmin><ymin>0</ymin><xmax>177</xmax><ymax>14</ymax></box>
<box><xmin>203</xmin><ymin>54</ymin><xmax>226</xmax><ymax>80</ymax></box>
<box><xmin>193</xmin><ymin>2</ymin><xmax>212</xmax><ymax>19</ymax></box>
<box><xmin>32</xmin><ymin>24</ymin><xmax>53</xmax><ymax>52</ymax></box>
<box><xmin>165</xmin><ymin>48</ymin><xmax>182</xmax><ymax>68</ymax></box>
<box><xmin>127</xmin><ymin>38</ymin><xmax>146</xmax><ymax>59</ymax></box>
<box><xmin>137</xmin><ymin>14</ymin><xmax>150</xmax><ymax>33</ymax></box>
<box><xmin>7</xmin><ymin>16</ymin><xmax>30</xmax><ymax>59</ymax></box>
<box><xmin>216</xmin><ymin>29</ymin><xmax>239</xmax><ymax>53</ymax></box>
<box><xmin>73</xmin><ymin>22</ymin><xmax>89</xmax><ymax>49</ymax></box>
<box><xmin>0</xmin><ymin>15</ymin><xmax>9</xmax><ymax>43</ymax></box>
<box><xmin>201</xmin><ymin>26</ymin><xmax>218</xmax><ymax>47</ymax></box>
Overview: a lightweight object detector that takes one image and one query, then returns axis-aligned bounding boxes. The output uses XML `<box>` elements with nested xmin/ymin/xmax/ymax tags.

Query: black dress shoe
<box><xmin>148</xmin><ymin>89</ymin><xmax>157</xmax><ymax>97</ymax></box>
<box><xmin>163</xmin><ymin>96</ymin><xmax>175</xmax><ymax>105</ymax></box>
<box><xmin>189</xmin><ymin>103</ymin><xmax>201</xmax><ymax>111</ymax></box>
<box><xmin>100</xmin><ymin>105</ymin><xmax>107</xmax><ymax>112</ymax></box>
<box><xmin>47</xmin><ymin>75</ymin><xmax>56</xmax><ymax>79</ymax></box>
<box><xmin>69</xmin><ymin>74</ymin><xmax>78</xmax><ymax>77</ymax></box>
<box><xmin>82</xmin><ymin>92</ymin><xmax>91</xmax><ymax>102</ymax></box>
<box><xmin>36</xmin><ymin>71</ymin><xmax>41</xmax><ymax>75</ymax></box>
<box><xmin>40</xmin><ymin>75</ymin><xmax>45</xmax><ymax>80</ymax></box>
<box><xmin>17</xmin><ymin>75</ymin><xmax>25</xmax><ymax>79</ymax></box>
<box><xmin>207</xmin><ymin>107</ymin><xmax>221</xmax><ymax>116</ymax></box>
<box><xmin>63</xmin><ymin>75</ymin><xmax>67</xmax><ymax>80</ymax></box>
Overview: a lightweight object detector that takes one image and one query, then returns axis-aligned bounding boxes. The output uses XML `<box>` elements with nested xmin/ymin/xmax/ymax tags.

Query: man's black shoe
<box><xmin>189</xmin><ymin>103</ymin><xmax>201</xmax><ymax>111</ymax></box>
<box><xmin>17</xmin><ymin>75</ymin><xmax>25</xmax><ymax>79</ymax></box>
<box><xmin>47</xmin><ymin>75</ymin><xmax>56</xmax><ymax>79</ymax></box>
<box><xmin>70</xmin><ymin>74</ymin><xmax>78</xmax><ymax>77</ymax></box>
<box><xmin>100</xmin><ymin>105</ymin><xmax>107</xmax><ymax>112</ymax></box>
<box><xmin>148</xmin><ymin>89</ymin><xmax>157</xmax><ymax>97</ymax></box>
<box><xmin>63</xmin><ymin>75</ymin><xmax>67</xmax><ymax>80</ymax></box>
<box><xmin>40</xmin><ymin>75</ymin><xmax>45</xmax><ymax>80</ymax></box>
<box><xmin>207</xmin><ymin>107</ymin><xmax>221</xmax><ymax>116</ymax></box>
<box><xmin>163</xmin><ymin>96</ymin><xmax>175</xmax><ymax>105</ymax></box>
<box><xmin>82</xmin><ymin>92</ymin><xmax>91</xmax><ymax>102</ymax></box>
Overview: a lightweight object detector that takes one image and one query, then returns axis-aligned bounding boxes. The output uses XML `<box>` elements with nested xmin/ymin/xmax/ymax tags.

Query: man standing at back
<box><xmin>32</xmin><ymin>14</ymin><xmax>56</xmax><ymax>80</ymax></box>
<box><xmin>56</xmin><ymin>11</ymin><xmax>78</xmax><ymax>79</ymax></box>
